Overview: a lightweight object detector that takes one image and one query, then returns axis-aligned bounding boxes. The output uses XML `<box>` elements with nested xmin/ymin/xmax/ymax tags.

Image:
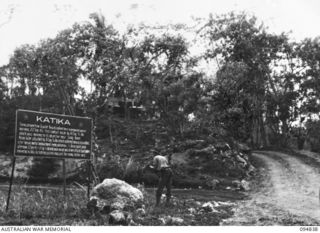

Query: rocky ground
<box><xmin>0</xmin><ymin>180</ymin><xmax>247</xmax><ymax>226</ymax></box>
<box><xmin>0</xmin><ymin>137</ymin><xmax>255</xmax><ymax>190</ymax></box>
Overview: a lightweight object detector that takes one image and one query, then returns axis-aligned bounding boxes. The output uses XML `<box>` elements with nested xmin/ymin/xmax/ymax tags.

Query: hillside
<box><xmin>0</xmin><ymin>118</ymin><xmax>254</xmax><ymax>192</ymax></box>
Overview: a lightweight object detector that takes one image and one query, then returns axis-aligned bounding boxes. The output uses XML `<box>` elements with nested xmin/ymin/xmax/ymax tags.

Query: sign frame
<box><xmin>14</xmin><ymin>109</ymin><xmax>93</xmax><ymax>160</ymax></box>
<box><xmin>6</xmin><ymin>109</ymin><xmax>94</xmax><ymax>211</ymax></box>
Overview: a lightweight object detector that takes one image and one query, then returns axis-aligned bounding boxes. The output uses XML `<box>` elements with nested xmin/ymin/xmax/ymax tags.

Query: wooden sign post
<box><xmin>6</xmin><ymin>109</ymin><xmax>93</xmax><ymax>211</ymax></box>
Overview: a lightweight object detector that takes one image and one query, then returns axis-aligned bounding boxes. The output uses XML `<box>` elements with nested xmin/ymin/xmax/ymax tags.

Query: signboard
<box><xmin>14</xmin><ymin>109</ymin><xmax>92</xmax><ymax>159</ymax></box>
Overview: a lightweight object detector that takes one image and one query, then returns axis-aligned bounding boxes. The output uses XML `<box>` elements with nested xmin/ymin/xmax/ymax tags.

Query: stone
<box><xmin>218</xmin><ymin>201</ymin><xmax>236</xmax><ymax>206</ymax></box>
<box><xmin>160</xmin><ymin>194</ymin><xmax>166</xmax><ymax>201</ymax></box>
<box><xmin>183</xmin><ymin>139</ymin><xmax>206</xmax><ymax>149</ymax></box>
<box><xmin>188</xmin><ymin>208</ymin><xmax>196</xmax><ymax>214</ymax></box>
<box><xmin>195</xmin><ymin>201</ymin><xmax>202</xmax><ymax>206</ymax></box>
<box><xmin>246</xmin><ymin>164</ymin><xmax>256</xmax><ymax>176</ymax></box>
<box><xmin>212</xmin><ymin>201</ymin><xmax>220</xmax><ymax>207</ymax></box>
<box><xmin>171</xmin><ymin>217</ymin><xmax>184</xmax><ymax>225</ymax></box>
<box><xmin>90</xmin><ymin>178</ymin><xmax>144</xmax><ymax>212</ymax></box>
<box><xmin>159</xmin><ymin>217</ymin><xmax>166</xmax><ymax>225</ymax></box>
<box><xmin>163</xmin><ymin>216</ymin><xmax>172</xmax><ymax>225</ymax></box>
<box><xmin>232</xmin><ymin>180</ymin><xmax>241</xmax><ymax>189</ymax></box>
<box><xmin>129</xmin><ymin>220</ymin><xmax>137</xmax><ymax>226</ymax></box>
<box><xmin>87</xmin><ymin>197</ymin><xmax>99</xmax><ymax>213</ymax></box>
<box><xmin>235</xmin><ymin>142</ymin><xmax>251</xmax><ymax>153</ymax></box>
<box><xmin>184</xmin><ymin>198</ymin><xmax>195</xmax><ymax>205</ymax></box>
<box><xmin>201</xmin><ymin>202</ymin><xmax>214</xmax><ymax>212</ymax></box>
<box><xmin>159</xmin><ymin>216</ymin><xmax>184</xmax><ymax>225</ymax></box>
<box><xmin>192</xmin><ymin>146</ymin><xmax>216</xmax><ymax>156</ymax></box>
<box><xmin>201</xmin><ymin>202</ymin><xmax>219</xmax><ymax>213</ymax></box>
<box><xmin>109</xmin><ymin>210</ymin><xmax>126</xmax><ymax>225</ymax></box>
<box><xmin>214</xmin><ymin>142</ymin><xmax>231</xmax><ymax>152</ymax></box>
<box><xmin>240</xmin><ymin>180</ymin><xmax>250</xmax><ymax>191</ymax></box>
<box><xmin>236</xmin><ymin>154</ymin><xmax>247</xmax><ymax>167</ymax></box>
<box><xmin>135</xmin><ymin>208</ymin><xmax>146</xmax><ymax>216</ymax></box>
<box><xmin>111</xmin><ymin>201</ymin><xmax>125</xmax><ymax>211</ymax></box>
<box><xmin>206</xmin><ymin>179</ymin><xmax>220</xmax><ymax>189</ymax></box>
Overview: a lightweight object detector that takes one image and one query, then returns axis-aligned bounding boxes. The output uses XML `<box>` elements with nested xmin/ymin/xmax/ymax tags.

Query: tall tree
<box><xmin>200</xmin><ymin>12</ymin><xmax>298</xmax><ymax>147</ymax></box>
<box><xmin>297</xmin><ymin>37</ymin><xmax>320</xmax><ymax>117</ymax></box>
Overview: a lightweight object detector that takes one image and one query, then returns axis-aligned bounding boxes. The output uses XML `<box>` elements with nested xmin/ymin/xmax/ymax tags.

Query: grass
<box><xmin>0</xmin><ymin>180</ymin><xmax>239</xmax><ymax>226</ymax></box>
<box><xmin>131</xmin><ymin>184</ymin><xmax>238</xmax><ymax>226</ymax></box>
<box><xmin>0</xmin><ymin>179</ymin><xmax>95</xmax><ymax>225</ymax></box>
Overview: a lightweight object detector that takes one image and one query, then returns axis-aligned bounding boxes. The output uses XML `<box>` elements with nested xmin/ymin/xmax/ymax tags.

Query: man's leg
<box><xmin>165</xmin><ymin>169</ymin><xmax>173</xmax><ymax>205</ymax></box>
<box><xmin>156</xmin><ymin>171</ymin><xmax>165</xmax><ymax>206</ymax></box>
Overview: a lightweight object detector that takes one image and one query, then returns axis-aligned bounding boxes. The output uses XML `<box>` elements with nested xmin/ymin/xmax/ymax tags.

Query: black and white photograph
<box><xmin>0</xmin><ymin>0</ymin><xmax>320</xmax><ymax>229</ymax></box>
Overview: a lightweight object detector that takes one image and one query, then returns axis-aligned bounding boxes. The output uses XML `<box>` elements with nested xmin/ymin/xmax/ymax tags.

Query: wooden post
<box><xmin>63</xmin><ymin>159</ymin><xmax>66</xmax><ymax>197</ymax></box>
<box><xmin>6</xmin><ymin>157</ymin><xmax>16</xmax><ymax>212</ymax></box>
<box><xmin>87</xmin><ymin>161</ymin><xmax>91</xmax><ymax>199</ymax></box>
<box><xmin>62</xmin><ymin>102</ymin><xmax>67</xmax><ymax>198</ymax></box>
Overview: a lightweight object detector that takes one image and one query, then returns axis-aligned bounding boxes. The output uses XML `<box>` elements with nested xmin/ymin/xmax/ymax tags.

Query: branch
<box><xmin>0</xmin><ymin>5</ymin><xmax>15</xmax><ymax>29</ymax></box>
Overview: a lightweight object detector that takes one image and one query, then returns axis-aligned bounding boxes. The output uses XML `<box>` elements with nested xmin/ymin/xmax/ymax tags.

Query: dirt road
<box><xmin>222</xmin><ymin>151</ymin><xmax>320</xmax><ymax>225</ymax></box>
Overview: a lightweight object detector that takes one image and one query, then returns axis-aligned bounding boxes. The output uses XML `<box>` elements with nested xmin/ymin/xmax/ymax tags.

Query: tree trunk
<box><xmin>251</xmin><ymin>118</ymin><xmax>259</xmax><ymax>149</ymax></box>
<box><xmin>259</xmin><ymin>111</ymin><xmax>267</xmax><ymax>147</ymax></box>
<box><xmin>281</xmin><ymin>119</ymin><xmax>289</xmax><ymax>147</ymax></box>
<box><xmin>251</xmin><ymin>111</ymin><xmax>267</xmax><ymax>148</ymax></box>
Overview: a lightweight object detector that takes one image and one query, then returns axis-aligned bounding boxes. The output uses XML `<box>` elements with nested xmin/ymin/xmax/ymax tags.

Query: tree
<box><xmin>210</xmin><ymin>61</ymin><xmax>251</xmax><ymax>140</ymax></box>
<box><xmin>0</xmin><ymin>4</ymin><xmax>15</xmax><ymax>28</ymax></box>
<box><xmin>297</xmin><ymin>37</ymin><xmax>320</xmax><ymax>117</ymax></box>
<box><xmin>200</xmin><ymin>12</ymin><xmax>300</xmax><ymax>147</ymax></box>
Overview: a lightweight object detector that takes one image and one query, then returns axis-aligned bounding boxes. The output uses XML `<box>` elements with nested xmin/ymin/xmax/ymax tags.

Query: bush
<box><xmin>97</xmin><ymin>160</ymin><xmax>125</xmax><ymax>180</ymax></box>
<box><xmin>123</xmin><ymin>159</ymin><xmax>144</xmax><ymax>183</ymax></box>
<box><xmin>306</xmin><ymin>120</ymin><xmax>320</xmax><ymax>152</ymax></box>
<box><xmin>27</xmin><ymin>158</ymin><xmax>60</xmax><ymax>179</ymax></box>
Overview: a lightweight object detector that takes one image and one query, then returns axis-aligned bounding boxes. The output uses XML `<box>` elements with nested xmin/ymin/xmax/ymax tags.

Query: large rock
<box><xmin>201</xmin><ymin>202</ymin><xmax>218</xmax><ymax>213</ymax></box>
<box><xmin>90</xmin><ymin>178</ymin><xmax>144</xmax><ymax>212</ymax></box>
<box><xmin>109</xmin><ymin>210</ymin><xmax>132</xmax><ymax>225</ymax></box>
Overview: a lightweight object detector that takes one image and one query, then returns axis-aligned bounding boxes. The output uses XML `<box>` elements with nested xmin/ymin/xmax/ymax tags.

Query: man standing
<box><xmin>150</xmin><ymin>153</ymin><xmax>173</xmax><ymax>206</ymax></box>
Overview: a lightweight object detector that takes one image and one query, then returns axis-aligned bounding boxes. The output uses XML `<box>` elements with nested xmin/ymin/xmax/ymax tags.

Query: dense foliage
<box><xmin>1</xmin><ymin>11</ymin><xmax>320</xmax><ymax>154</ymax></box>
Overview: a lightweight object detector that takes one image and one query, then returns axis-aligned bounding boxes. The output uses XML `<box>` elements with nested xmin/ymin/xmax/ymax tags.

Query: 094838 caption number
<box><xmin>300</xmin><ymin>227</ymin><xmax>318</xmax><ymax>232</ymax></box>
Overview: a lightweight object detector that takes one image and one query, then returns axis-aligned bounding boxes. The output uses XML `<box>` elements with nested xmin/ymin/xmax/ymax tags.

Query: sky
<box><xmin>0</xmin><ymin>0</ymin><xmax>320</xmax><ymax>67</ymax></box>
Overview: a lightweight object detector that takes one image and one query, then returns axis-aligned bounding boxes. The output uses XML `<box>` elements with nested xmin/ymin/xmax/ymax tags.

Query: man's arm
<box><xmin>151</xmin><ymin>157</ymin><xmax>158</xmax><ymax>170</ymax></box>
<box><xmin>146</xmin><ymin>157</ymin><xmax>157</xmax><ymax>170</ymax></box>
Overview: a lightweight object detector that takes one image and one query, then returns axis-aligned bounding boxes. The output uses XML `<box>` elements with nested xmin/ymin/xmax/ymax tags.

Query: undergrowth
<box><xmin>0</xmin><ymin>179</ymin><xmax>94</xmax><ymax>225</ymax></box>
<box><xmin>0</xmin><ymin>181</ymin><xmax>237</xmax><ymax>226</ymax></box>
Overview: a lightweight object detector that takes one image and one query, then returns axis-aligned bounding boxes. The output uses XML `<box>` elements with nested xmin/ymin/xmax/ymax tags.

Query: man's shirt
<box><xmin>153</xmin><ymin>155</ymin><xmax>170</xmax><ymax>171</ymax></box>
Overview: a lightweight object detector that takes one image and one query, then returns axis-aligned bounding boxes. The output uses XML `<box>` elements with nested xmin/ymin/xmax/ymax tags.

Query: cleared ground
<box><xmin>223</xmin><ymin>151</ymin><xmax>320</xmax><ymax>225</ymax></box>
